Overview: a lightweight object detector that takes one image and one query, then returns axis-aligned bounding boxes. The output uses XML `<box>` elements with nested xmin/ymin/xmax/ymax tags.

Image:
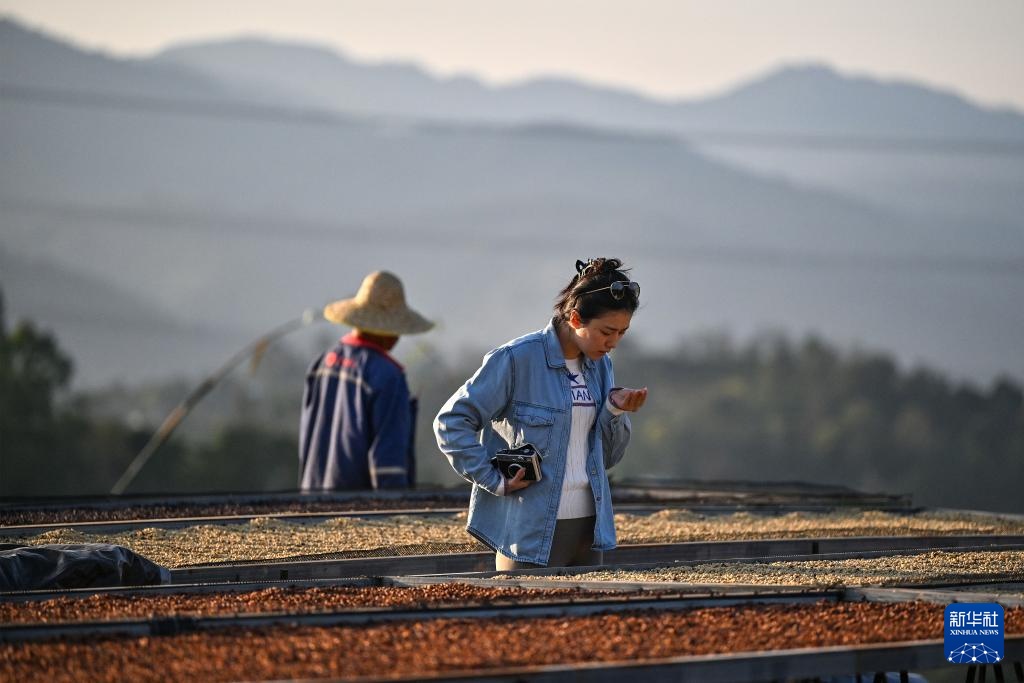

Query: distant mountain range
<box><xmin>151</xmin><ymin>33</ymin><xmax>1024</xmax><ymax>228</ymax></box>
<box><xmin>152</xmin><ymin>36</ymin><xmax>1024</xmax><ymax>140</ymax></box>
<box><xmin>1</xmin><ymin>17</ymin><xmax>1021</xmax><ymax>386</ymax></box>
<box><xmin>0</xmin><ymin>247</ymin><xmax>241</xmax><ymax>384</ymax></box>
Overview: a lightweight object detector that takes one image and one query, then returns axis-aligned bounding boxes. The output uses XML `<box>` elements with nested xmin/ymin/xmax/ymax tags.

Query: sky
<box><xmin>2</xmin><ymin>1</ymin><xmax>1023</xmax><ymax>110</ymax></box>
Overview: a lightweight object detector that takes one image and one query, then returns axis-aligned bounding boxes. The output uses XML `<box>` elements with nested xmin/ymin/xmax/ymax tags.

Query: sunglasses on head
<box><xmin>583</xmin><ymin>281</ymin><xmax>640</xmax><ymax>300</ymax></box>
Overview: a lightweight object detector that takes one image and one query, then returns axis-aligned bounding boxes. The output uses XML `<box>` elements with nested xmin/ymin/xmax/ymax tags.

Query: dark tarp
<box><xmin>0</xmin><ymin>543</ymin><xmax>171</xmax><ymax>592</ymax></box>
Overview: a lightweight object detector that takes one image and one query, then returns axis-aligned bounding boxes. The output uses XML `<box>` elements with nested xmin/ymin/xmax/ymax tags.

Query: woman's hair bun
<box><xmin>555</xmin><ymin>257</ymin><xmax>636</xmax><ymax>323</ymax></box>
<box><xmin>576</xmin><ymin>257</ymin><xmax>623</xmax><ymax>279</ymax></box>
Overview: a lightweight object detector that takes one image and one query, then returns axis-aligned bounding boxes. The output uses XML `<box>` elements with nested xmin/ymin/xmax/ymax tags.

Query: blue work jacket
<box><xmin>434</xmin><ymin>321</ymin><xmax>631</xmax><ymax>566</ymax></box>
<box><xmin>299</xmin><ymin>333</ymin><xmax>416</xmax><ymax>490</ymax></box>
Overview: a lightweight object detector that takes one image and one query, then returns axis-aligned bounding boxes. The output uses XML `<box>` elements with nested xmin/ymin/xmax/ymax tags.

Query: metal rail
<box><xmin>338</xmin><ymin>637</ymin><xmax>1024</xmax><ymax>683</ymax></box>
<box><xmin>0</xmin><ymin>575</ymin><xmax>821</xmax><ymax>603</ymax></box>
<box><xmin>0</xmin><ymin>501</ymin><xmax>925</xmax><ymax>533</ymax></box>
<box><xmin>850</xmin><ymin>585</ymin><xmax>1024</xmax><ymax>608</ymax></box>
<box><xmin>0</xmin><ymin>576</ymin><xmax>384</xmax><ymax>602</ymax></box>
<box><xmin>0</xmin><ymin>507</ymin><xmax>470</xmax><ymax>535</ymax></box>
<box><xmin>395</xmin><ymin>576</ymin><xmax>1024</xmax><ymax>605</ymax></box>
<box><xmin>169</xmin><ymin>536</ymin><xmax>1024</xmax><ymax>585</ymax></box>
<box><xmin>0</xmin><ymin>489</ymin><xmax>471</xmax><ymax>515</ymax></box>
<box><xmin>612</xmin><ymin>482</ymin><xmax>912</xmax><ymax>509</ymax></box>
<box><xmin>173</xmin><ymin>548</ymin><xmax>493</xmax><ymax>583</ymax></box>
<box><xmin>0</xmin><ymin>483</ymin><xmax>918</xmax><ymax>515</ymax></box>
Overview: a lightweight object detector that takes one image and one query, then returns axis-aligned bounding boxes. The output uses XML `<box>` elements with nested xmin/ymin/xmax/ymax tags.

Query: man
<box><xmin>299</xmin><ymin>271</ymin><xmax>433</xmax><ymax>490</ymax></box>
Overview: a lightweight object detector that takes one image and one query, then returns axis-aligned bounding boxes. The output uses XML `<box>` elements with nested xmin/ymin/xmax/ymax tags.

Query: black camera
<box><xmin>490</xmin><ymin>443</ymin><xmax>543</xmax><ymax>482</ymax></box>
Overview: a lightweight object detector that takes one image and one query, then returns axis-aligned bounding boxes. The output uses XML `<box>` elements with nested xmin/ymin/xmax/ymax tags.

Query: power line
<box><xmin>110</xmin><ymin>309</ymin><xmax>320</xmax><ymax>495</ymax></box>
<box><xmin>3</xmin><ymin>82</ymin><xmax>1024</xmax><ymax>156</ymax></box>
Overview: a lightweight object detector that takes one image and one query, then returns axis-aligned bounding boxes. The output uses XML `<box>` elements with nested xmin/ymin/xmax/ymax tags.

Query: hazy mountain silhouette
<box><xmin>2</xmin><ymin>17</ymin><xmax>1021</xmax><ymax>386</ymax></box>
<box><xmin>152</xmin><ymin>34</ymin><xmax>1024</xmax><ymax>227</ymax></box>
<box><xmin>0</xmin><ymin>248</ymin><xmax>242</xmax><ymax>384</ymax></box>
<box><xmin>153</xmin><ymin>36</ymin><xmax>1024</xmax><ymax>138</ymax></box>
<box><xmin>682</xmin><ymin>64</ymin><xmax>1024</xmax><ymax>138</ymax></box>
<box><xmin>0</xmin><ymin>18</ymin><xmax>226</xmax><ymax>99</ymax></box>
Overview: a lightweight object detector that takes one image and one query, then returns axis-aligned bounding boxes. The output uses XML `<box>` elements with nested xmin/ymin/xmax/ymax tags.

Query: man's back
<box><xmin>298</xmin><ymin>333</ymin><xmax>415</xmax><ymax>490</ymax></box>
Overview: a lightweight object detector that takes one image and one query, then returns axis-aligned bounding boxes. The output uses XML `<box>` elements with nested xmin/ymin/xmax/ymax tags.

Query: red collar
<box><xmin>341</xmin><ymin>333</ymin><xmax>404</xmax><ymax>371</ymax></box>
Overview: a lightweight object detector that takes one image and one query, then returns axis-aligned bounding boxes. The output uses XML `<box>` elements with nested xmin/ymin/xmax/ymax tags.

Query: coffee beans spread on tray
<box><xmin>3</xmin><ymin>510</ymin><xmax>1022</xmax><ymax>568</ymax></box>
<box><xmin>0</xmin><ymin>584</ymin><xmax>652</xmax><ymax>624</ymax></box>
<box><xmin>554</xmin><ymin>549</ymin><xmax>1024</xmax><ymax>587</ymax></box>
<box><xmin>2</xmin><ymin>601</ymin><xmax>1021</xmax><ymax>682</ymax></box>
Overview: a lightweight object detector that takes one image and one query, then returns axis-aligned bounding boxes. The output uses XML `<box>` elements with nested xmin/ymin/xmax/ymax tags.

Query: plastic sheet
<box><xmin>0</xmin><ymin>543</ymin><xmax>171</xmax><ymax>591</ymax></box>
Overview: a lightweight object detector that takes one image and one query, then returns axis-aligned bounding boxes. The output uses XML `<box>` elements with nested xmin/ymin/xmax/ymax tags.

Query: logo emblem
<box><xmin>945</xmin><ymin>603</ymin><xmax>1004</xmax><ymax>664</ymax></box>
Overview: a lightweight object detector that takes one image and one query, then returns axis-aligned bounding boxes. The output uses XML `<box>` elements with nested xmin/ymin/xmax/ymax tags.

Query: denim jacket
<box><xmin>433</xmin><ymin>320</ymin><xmax>631</xmax><ymax>565</ymax></box>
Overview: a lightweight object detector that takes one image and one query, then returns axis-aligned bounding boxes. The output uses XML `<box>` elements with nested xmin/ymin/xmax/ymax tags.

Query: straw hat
<box><xmin>323</xmin><ymin>271</ymin><xmax>434</xmax><ymax>336</ymax></box>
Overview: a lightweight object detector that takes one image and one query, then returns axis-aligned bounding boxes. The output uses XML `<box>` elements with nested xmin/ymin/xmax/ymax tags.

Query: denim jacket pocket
<box><xmin>511</xmin><ymin>402</ymin><xmax>558</xmax><ymax>458</ymax></box>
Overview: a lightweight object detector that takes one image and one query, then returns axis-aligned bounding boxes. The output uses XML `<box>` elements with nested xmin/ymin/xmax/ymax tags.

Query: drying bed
<box><xmin>0</xmin><ymin>494</ymin><xmax>469</xmax><ymax>527</ymax></box>
<box><xmin>0</xmin><ymin>485</ymin><xmax>910</xmax><ymax>527</ymax></box>
<box><xmin>613</xmin><ymin>509</ymin><xmax>1024</xmax><ymax>544</ymax></box>
<box><xmin>4</xmin><ymin>510</ymin><xmax>1023</xmax><ymax>568</ymax></box>
<box><xmin>0</xmin><ymin>584</ymin><xmax>662</xmax><ymax>625</ymax></box>
<box><xmin>2</xmin><ymin>601</ymin><xmax>1021</xmax><ymax>682</ymax></box>
<box><xmin>542</xmin><ymin>549</ymin><xmax>1024</xmax><ymax>588</ymax></box>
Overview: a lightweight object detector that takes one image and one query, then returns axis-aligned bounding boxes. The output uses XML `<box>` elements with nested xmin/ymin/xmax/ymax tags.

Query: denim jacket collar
<box><xmin>543</xmin><ymin>318</ymin><xmax>595</xmax><ymax>372</ymax></box>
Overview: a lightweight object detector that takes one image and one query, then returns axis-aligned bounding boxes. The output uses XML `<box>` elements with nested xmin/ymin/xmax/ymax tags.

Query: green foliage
<box><xmin>613</xmin><ymin>334</ymin><xmax>1024</xmax><ymax>512</ymax></box>
<box><xmin>1</xmin><ymin>286</ymin><xmax>80</xmax><ymax>495</ymax></box>
<box><xmin>127</xmin><ymin>425</ymin><xmax>297</xmax><ymax>494</ymax></box>
<box><xmin>0</xmin><ymin>286</ymin><xmax>298</xmax><ymax>496</ymax></box>
<box><xmin>0</xmin><ymin>319</ymin><xmax>73</xmax><ymax>433</ymax></box>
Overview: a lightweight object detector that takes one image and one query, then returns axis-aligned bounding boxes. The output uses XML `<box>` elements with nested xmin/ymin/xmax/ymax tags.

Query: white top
<box><xmin>557</xmin><ymin>356</ymin><xmax>597</xmax><ymax>519</ymax></box>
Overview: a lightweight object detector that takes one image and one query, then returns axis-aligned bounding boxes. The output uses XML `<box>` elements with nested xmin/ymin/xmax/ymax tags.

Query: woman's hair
<box><xmin>553</xmin><ymin>257</ymin><xmax>639</xmax><ymax>325</ymax></box>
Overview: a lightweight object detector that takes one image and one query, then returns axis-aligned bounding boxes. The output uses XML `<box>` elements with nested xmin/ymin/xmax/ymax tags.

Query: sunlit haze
<box><xmin>1</xmin><ymin>0</ymin><xmax>1022</xmax><ymax>109</ymax></box>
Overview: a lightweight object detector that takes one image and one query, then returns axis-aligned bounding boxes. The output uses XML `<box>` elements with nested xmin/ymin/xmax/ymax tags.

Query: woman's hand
<box><xmin>610</xmin><ymin>387</ymin><xmax>648</xmax><ymax>412</ymax></box>
<box><xmin>505</xmin><ymin>467</ymin><xmax>532</xmax><ymax>493</ymax></box>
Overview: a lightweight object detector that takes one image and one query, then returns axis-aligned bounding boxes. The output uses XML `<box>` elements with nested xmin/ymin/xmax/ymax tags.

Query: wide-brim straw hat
<box><xmin>323</xmin><ymin>271</ymin><xmax>434</xmax><ymax>336</ymax></box>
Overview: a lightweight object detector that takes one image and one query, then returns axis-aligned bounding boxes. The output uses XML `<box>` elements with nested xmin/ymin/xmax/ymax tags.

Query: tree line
<box><xmin>2</xmin><ymin>290</ymin><xmax>1021</xmax><ymax>512</ymax></box>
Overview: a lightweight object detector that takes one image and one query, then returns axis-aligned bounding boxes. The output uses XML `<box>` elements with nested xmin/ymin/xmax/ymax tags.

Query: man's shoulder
<box><xmin>352</xmin><ymin>351</ymin><xmax>410</xmax><ymax>398</ymax></box>
<box><xmin>308</xmin><ymin>343</ymin><xmax>400</xmax><ymax>379</ymax></box>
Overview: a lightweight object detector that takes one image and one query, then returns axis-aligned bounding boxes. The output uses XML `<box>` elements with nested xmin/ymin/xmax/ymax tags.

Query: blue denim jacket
<box><xmin>434</xmin><ymin>321</ymin><xmax>631</xmax><ymax>565</ymax></box>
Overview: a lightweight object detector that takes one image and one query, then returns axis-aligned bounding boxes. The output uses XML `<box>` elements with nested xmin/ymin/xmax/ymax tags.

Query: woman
<box><xmin>434</xmin><ymin>257</ymin><xmax>647</xmax><ymax>569</ymax></box>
